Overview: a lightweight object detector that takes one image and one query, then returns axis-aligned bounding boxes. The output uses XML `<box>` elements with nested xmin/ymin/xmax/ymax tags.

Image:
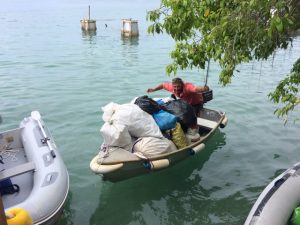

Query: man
<box><xmin>147</xmin><ymin>77</ymin><xmax>209</xmax><ymax>115</ymax></box>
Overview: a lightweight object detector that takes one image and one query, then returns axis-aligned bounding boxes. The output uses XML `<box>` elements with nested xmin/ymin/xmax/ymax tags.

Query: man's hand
<box><xmin>147</xmin><ymin>84</ymin><xmax>163</xmax><ymax>93</ymax></box>
<box><xmin>147</xmin><ymin>88</ymin><xmax>154</xmax><ymax>93</ymax></box>
<box><xmin>196</xmin><ymin>85</ymin><xmax>209</xmax><ymax>92</ymax></box>
<box><xmin>204</xmin><ymin>85</ymin><xmax>209</xmax><ymax>92</ymax></box>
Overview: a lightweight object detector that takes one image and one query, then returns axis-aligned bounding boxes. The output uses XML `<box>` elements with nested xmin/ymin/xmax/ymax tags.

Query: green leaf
<box><xmin>155</xmin><ymin>24</ymin><xmax>161</xmax><ymax>33</ymax></box>
<box><xmin>249</xmin><ymin>0</ymin><xmax>255</xmax><ymax>6</ymax></box>
<box><xmin>276</xmin><ymin>20</ymin><xmax>283</xmax><ymax>32</ymax></box>
<box><xmin>287</xmin><ymin>18</ymin><xmax>294</xmax><ymax>25</ymax></box>
<box><xmin>147</xmin><ymin>25</ymin><xmax>154</xmax><ymax>34</ymax></box>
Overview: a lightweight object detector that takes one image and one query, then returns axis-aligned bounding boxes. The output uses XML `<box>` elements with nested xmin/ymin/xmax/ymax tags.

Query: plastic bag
<box><xmin>100</xmin><ymin>122</ymin><xmax>132</xmax><ymax>149</ymax></box>
<box><xmin>161</xmin><ymin>99</ymin><xmax>197</xmax><ymax>132</ymax></box>
<box><xmin>101</xmin><ymin>102</ymin><xmax>120</xmax><ymax>122</ymax></box>
<box><xmin>186</xmin><ymin>128</ymin><xmax>200</xmax><ymax>145</ymax></box>
<box><xmin>134</xmin><ymin>95</ymin><xmax>161</xmax><ymax>115</ymax></box>
<box><xmin>152</xmin><ymin>110</ymin><xmax>177</xmax><ymax>131</ymax></box>
<box><xmin>111</xmin><ymin>103</ymin><xmax>163</xmax><ymax>138</ymax></box>
<box><xmin>170</xmin><ymin>123</ymin><xmax>188</xmax><ymax>149</ymax></box>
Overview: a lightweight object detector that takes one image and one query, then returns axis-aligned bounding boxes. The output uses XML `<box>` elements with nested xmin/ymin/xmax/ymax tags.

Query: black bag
<box><xmin>161</xmin><ymin>99</ymin><xmax>197</xmax><ymax>132</ymax></box>
<box><xmin>134</xmin><ymin>96</ymin><xmax>161</xmax><ymax>115</ymax></box>
<box><xmin>0</xmin><ymin>178</ymin><xmax>20</xmax><ymax>195</ymax></box>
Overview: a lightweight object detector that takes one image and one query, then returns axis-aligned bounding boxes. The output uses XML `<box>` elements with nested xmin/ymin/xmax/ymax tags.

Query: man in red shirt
<box><xmin>147</xmin><ymin>77</ymin><xmax>209</xmax><ymax>115</ymax></box>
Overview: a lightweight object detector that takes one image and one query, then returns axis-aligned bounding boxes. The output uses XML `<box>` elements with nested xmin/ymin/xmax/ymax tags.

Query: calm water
<box><xmin>1</xmin><ymin>1</ymin><xmax>300</xmax><ymax>225</ymax></box>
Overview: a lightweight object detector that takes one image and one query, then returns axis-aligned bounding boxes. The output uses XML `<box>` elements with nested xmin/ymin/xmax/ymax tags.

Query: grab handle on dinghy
<box><xmin>31</xmin><ymin>111</ymin><xmax>56</xmax><ymax>158</ymax></box>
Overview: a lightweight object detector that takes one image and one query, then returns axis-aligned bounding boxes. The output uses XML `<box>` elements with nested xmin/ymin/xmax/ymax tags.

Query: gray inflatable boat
<box><xmin>244</xmin><ymin>161</ymin><xmax>300</xmax><ymax>225</ymax></box>
<box><xmin>0</xmin><ymin>111</ymin><xmax>69</xmax><ymax>225</ymax></box>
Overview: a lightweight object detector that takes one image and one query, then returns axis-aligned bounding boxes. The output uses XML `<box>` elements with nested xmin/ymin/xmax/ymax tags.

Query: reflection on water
<box><xmin>81</xmin><ymin>30</ymin><xmax>97</xmax><ymax>41</ymax></box>
<box><xmin>89</xmin><ymin>130</ymin><xmax>226</xmax><ymax>225</ymax></box>
<box><xmin>121</xmin><ymin>36</ymin><xmax>139</xmax><ymax>46</ymax></box>
<box><xmin>56</xmin><ymin>192</ymin><xmax>74</xmax><ymax>225</ymax></box>
<box><xmin>120</xmin><ymin>36</ymin><xmax>139</xmax><ymax>69</ymax></box>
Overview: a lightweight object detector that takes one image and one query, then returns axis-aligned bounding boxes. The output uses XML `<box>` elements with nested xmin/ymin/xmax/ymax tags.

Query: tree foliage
<box><xmin>147</xmin><ymin>0</ymin><xmax>300</xmax><ymax>120</ymax></box>
<box><xmin>268</xmin><ymin>58</ymin><xmax>300</xmax><ymax>123</ymax></box>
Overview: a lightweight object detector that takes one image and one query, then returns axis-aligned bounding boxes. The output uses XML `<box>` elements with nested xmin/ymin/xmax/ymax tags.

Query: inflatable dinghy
<box><xmin>0</xmin><ymin>111</ymin><xmax>69</xmax><ymax>225</ymax></box>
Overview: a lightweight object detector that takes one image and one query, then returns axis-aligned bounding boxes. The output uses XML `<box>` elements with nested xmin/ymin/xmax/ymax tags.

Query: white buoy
<box><xmin>121</xmin><ymin>19</ymin><xmax>139</xmax><ymax>37</ymax></box>
<box><xmin>149</xmin><ymin>159</ymin><xmax>169</xmax><ymax>170</ymax></box>
<box><xmin>80</xmin><ymin>5</ymin><xmax>97</xmax><ymax>31</ymax></box>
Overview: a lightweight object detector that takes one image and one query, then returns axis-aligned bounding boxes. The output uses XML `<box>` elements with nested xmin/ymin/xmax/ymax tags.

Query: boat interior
<box><xmin>0</xmin><ymin>128</ymin><xmax>34</xmax><ymax>208</ymax></box>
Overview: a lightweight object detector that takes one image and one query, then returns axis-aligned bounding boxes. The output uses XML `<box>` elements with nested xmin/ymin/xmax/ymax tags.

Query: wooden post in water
<box><xmin>80</xmin><ymin>5</ymin><xmax>97</xmax><ymax>31</ymax></box>
<box><xmin>0</xmin><ymin>195</ymin><xmax>7</xmax><ymax>225</ymax></box>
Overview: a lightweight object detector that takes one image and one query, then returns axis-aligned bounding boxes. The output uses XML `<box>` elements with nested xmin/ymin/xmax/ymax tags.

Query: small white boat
<box><xmin>0</xmin><ymin>111</ymin><xmax>69</xmax><ymax>225</ymax></box>
<box><xmin>90</xmin><ymin>106</ymin><xmax>228</xmax><ymax>182</ymax></box>
<box><xmin>244</xmin><ymin>161</ymin><xmax>300</xmax><ymax>225</ymax></box>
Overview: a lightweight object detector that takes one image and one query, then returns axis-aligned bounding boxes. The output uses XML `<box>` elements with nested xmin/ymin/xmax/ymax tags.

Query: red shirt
<box><xmin>162</xmin><ymin>82</ymin><xmax>204</xmax><ymax>105</ymax></box>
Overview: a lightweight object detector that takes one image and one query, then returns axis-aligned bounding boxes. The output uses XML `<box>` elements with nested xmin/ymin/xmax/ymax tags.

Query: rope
<box><xmin>0</xmin><ymin>144</ymin><xmax>19</xmax><ymax>161</ymax></box>
<box><xmin>205</xmin><ymin>59</ymin><xmax>210</xmax><ymax>86</ymax></box>
<box><xmin>96</xmin><ymin>143</ymin><xmax>110</xmax><ymax>164</ymax></box>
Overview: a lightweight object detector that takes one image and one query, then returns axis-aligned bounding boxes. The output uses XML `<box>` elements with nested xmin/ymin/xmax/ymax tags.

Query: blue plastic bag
<box><xmin>152</xmin><ymin>110</ymin><xmax>177</xmax><ymax>131</ymax></box>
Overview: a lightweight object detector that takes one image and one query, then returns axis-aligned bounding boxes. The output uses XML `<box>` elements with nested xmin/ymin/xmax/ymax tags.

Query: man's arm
<box><xmin>147</xmin><ymin>84</ymin><xmax>164</xmax><ymax>93</ymax></box>
<box><xmin>195</xmin><ymin>85</ymin><xmax>209</xmax><ymax>92</ymax></box>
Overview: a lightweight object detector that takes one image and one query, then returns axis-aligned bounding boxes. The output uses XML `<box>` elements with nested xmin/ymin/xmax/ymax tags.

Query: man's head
<box><xmin>172</xmin><ymin>77</ymin><xmax>184</xmax><ymax>95</ymax></box>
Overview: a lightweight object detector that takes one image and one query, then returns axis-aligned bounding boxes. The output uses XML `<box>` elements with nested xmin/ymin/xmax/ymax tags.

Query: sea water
<box><xmin>1</xmin><ymin>0</ymin><xmax>300</xmax><ymax>224</ymax></box>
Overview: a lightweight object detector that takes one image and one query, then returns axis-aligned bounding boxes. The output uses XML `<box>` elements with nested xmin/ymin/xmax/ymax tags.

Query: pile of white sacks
<box><xmin>100</xmin><ymin>102</ymin><xmax>177</xmax><ymax>158</ymax></box>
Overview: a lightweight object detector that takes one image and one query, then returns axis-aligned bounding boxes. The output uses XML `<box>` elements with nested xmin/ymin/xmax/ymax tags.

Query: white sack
<box><xmin>101</xmin><ymin>102</ymin><xmax>120</xmax><ymax>122</ymax></box>
<box><xmin>100</xmin><ymin>122</ymin><xmax>132</xmax><ymax>149</ymax></box>
<box><xmin>133</xmin><ymin>137</ymin><xmax>177</xmax><ymax>158</ymax></box>
<box><xmin>111</xmin><ymin>103</ymin><xmax>163</xmax><ymax>138</ymax></box>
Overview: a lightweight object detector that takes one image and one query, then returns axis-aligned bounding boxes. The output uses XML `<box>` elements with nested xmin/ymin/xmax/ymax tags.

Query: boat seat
<box><xmin>0</xmin><ymin>162</ymin><xmax>35</xmax><ymax>182</ymax></box>
<box><xmin>197</xmin><ymin>117</ymin><xmax>218</xmax><ymax>129</ymax></box>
